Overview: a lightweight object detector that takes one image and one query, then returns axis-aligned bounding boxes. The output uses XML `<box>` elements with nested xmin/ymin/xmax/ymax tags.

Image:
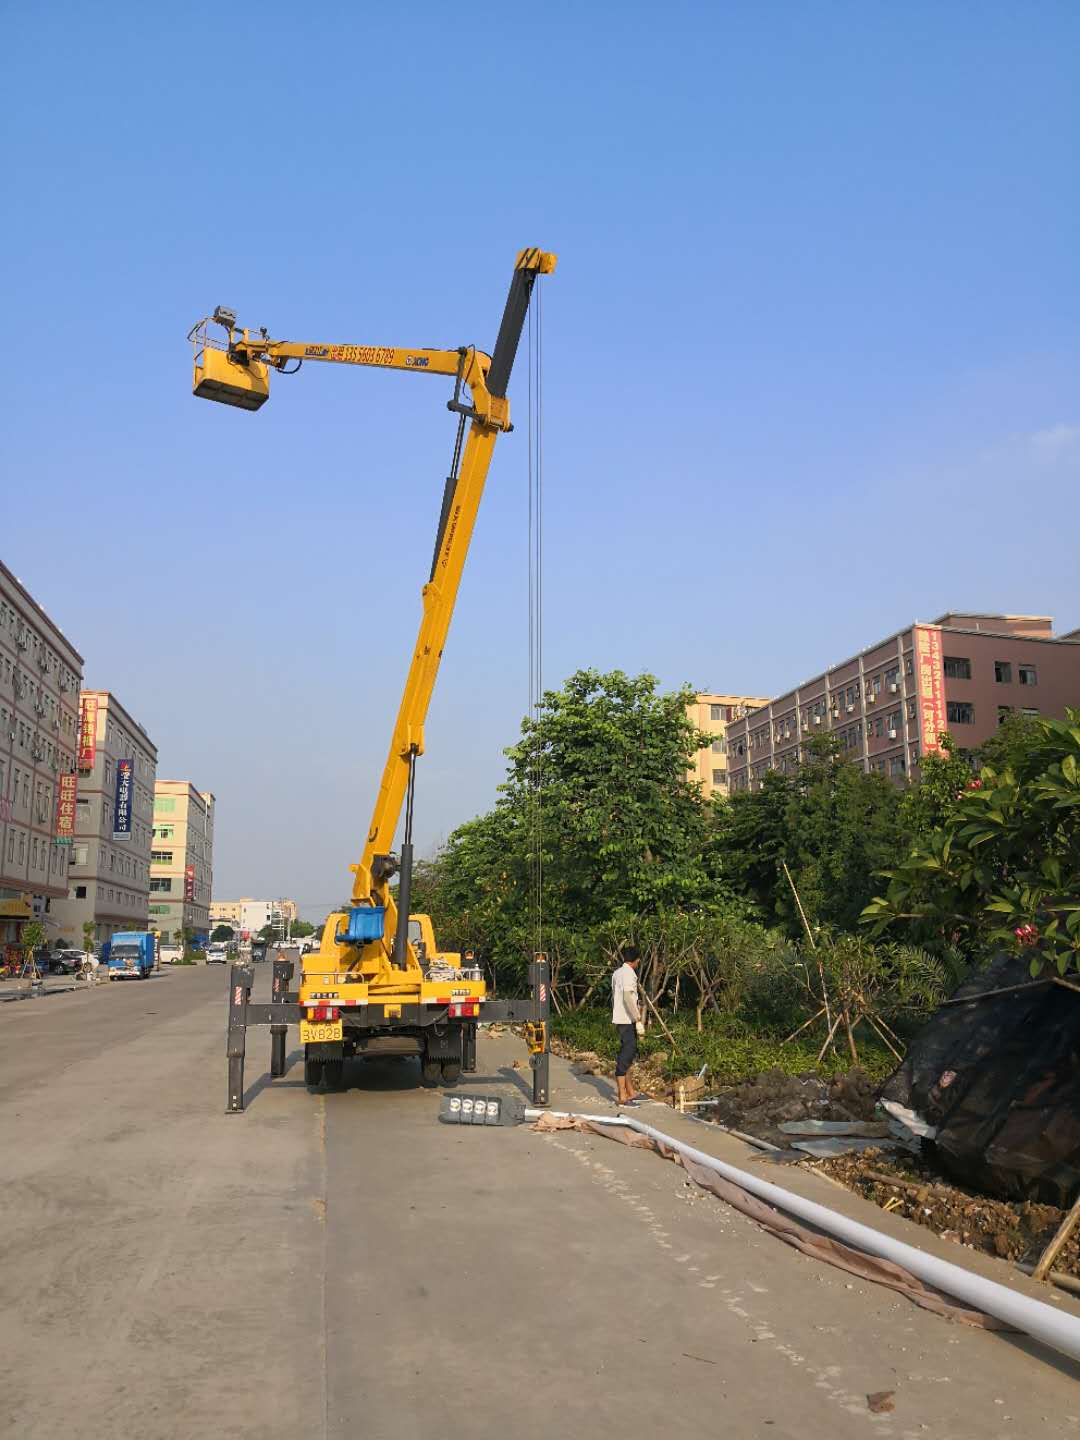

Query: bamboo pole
<box><xmin>1032</xmin><ymin>1194</ymin><xmax>1080</xmax><ymax>1282</ymax></box>
<box><xmin>783</xmin><ymin>861</ymin><xmax>832</xmax><ymax>1036</ymax></box>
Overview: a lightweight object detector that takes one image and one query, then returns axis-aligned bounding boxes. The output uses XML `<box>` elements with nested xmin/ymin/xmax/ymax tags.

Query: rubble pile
<box><xmin>818</xmin><ymin>1148</ymin><xmax>1080</xmax><ymax>1277</ymax></box>
<box><xmin>707</xmin><ymin>1067</ymin><xmax>879</xmax><ymax>1145</ymax></box>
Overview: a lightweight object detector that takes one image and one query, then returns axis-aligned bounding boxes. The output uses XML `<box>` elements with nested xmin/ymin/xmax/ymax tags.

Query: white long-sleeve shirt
<box><xmin>611</xmin><ymin>963</ymin><xmax>641</xmax><ymax>1025</ymax></box>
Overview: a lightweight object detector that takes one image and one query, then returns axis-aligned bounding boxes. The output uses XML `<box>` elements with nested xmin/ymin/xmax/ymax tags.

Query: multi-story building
<box><xmin>726</xmin><ymin>612</ymin><xmax>1080</xmax><ymax>793</ymax></box>
<box><xmin>0</xmin><ymin>561</ymin><xmax>83</xmax><ymax>959</ymax></box>
<box><xmin>210</xmin><ymin>896</ymin><xmax>298</xmax><ymax>938</ymax></box>
<box><xmin>149</xmin><ymin>782</ymin><xmax>215</xmax><ymax>941</ymax></box>
<box><xmin>686</xmin><ymin>692</ymin><xmax>771</xmax><ymax>798</ymax></box>
<box><xmin>51</xmin><ymin>691</ymin><xmax>157</xmax><ymax>947</ymax></box>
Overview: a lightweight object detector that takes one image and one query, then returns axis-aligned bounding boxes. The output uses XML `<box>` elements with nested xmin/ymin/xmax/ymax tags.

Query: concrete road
<box><xmin>0</xmin><ymin>965</ymin><xmax>1077</xmax><ymax>1439</ymax></box>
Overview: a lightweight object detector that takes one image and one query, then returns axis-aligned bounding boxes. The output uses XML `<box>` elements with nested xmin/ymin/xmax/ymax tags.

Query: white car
<box><xmin>206</xmin><ymin>943</ymin><xmax>229</xmax><ymax>965</ymax></box>
<box><xmin>159</xmin><ymin>945</ymin><xmax>182</xmax><ymax>965</ymax></box>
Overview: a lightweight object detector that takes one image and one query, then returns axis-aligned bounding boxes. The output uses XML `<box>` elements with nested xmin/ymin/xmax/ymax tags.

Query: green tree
<box><xmin>712</xmin><ymin>734</ymin><xmax>904</xmax><ymax>937</ymax></box>
<box><xmin>975</xmin><ymin>709</ymin><xmax>1043</xmax><ymax>776</ymax></box>
<box><xmin>415</xmin><ymin>669</ymin><xmax>726</xmax><ymax>997</ymax></box>
<box><xmin>863</xmin><ymin>709</ymin><xmax>1080</xmax><ymax>974</ymax></box>
<box><xmin>897</xmin><ymin>732</ymin><xmax>973</xmax><ymax>838</ymax></box>
<box><xmin>290</xmin><ymin>919</ymin><xmax>315</xmax><ymax>938</ymax></box>
<box><xmin>81</xmin><ymin>920</ymin><xmax>96</xmax><ymax>955</ymax></box>
<box><xmin>210</xmin><ymin>924</ymin><xmax>235</xmax><ymax>942</ymax></box>
<box><xmin>504</xmin><ymin>669</ymin><xmax>717</xmax><ymax>921</ymax></box>
<box><xmin>21</xmin><ymin>920</ymin><xmax>46</xmax><ymax>976</ymax></box>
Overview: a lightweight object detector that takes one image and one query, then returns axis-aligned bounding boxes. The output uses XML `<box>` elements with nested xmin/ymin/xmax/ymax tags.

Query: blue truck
<box><xmin>102</xmin><ymin>932</ymin><xmax>156</xmax><ymax>980</ymax></box>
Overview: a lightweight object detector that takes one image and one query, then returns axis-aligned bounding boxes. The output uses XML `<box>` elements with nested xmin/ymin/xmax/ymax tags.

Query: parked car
<box><xmin>159</xmin><ymin>945</ymin><xmax>183</xmax><ymax>965</ymax></box>
<box><xmin>50</xmin><ymin>947</ymin><xmax>85</xmax><ymax>975</ymax></box>
<box><xmin>206</xmin><ymin>943</ymin><xmax>229</xmax><ymax>965</ymax></box>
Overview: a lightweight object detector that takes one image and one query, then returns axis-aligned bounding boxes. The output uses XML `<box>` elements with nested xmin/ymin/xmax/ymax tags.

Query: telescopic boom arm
<box><xmin>191</xmin><ymin>247</ymin><xmax>556</xmax><ymax>977</ymax></box>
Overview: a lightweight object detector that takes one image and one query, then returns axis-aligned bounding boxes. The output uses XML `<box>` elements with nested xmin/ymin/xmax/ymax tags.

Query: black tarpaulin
<box><xmin>881</xmin><ymin>955</ymin><xmax>1080</xmax><ymax>1206</ymax></box>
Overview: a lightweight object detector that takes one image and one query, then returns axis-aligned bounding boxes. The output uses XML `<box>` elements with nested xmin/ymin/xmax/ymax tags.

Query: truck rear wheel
<box><xmin>440</xmin><ymin>1060</ymin><xmax>462</xmax><ymax>1086</ymax></box>
<box><xmin>420</xmin><ymin>1057</ymin><xmax>442</xmax><ymax>1087</ymax></box>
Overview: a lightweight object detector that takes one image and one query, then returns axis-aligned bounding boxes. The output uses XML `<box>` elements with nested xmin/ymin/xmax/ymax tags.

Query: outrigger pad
<box><xmin>439</xmin><ymin>1094</ymin><xmax>527</xmax><ymax>1127</ymax></box>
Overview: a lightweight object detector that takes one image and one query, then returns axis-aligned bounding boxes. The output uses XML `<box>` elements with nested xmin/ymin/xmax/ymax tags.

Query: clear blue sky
<box><xmin>2</xmin><ymin>3</ymin><xmax>1077</xmax><ymax>918</ymax></box>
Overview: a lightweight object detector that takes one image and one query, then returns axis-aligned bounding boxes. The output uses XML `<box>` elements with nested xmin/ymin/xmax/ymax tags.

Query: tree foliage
<box><xmin>710</xmin><ymin>734</ymin><xmax>905</xmax><ymax>937</ymax></box>
<box><xmin>863</xmin><ymin>710</ymin><xmax>1080</xmax><ymax>975</ymax></box>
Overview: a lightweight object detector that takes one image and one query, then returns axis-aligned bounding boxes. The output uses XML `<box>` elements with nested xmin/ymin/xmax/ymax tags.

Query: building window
<box><xmin>711</xmin><ymin>768</ymin><xmax>726</xmax><ymax>785</ymax></box>
<box><xmin>711</xmin><ymin>738</ymin><xmax>725</xmax><ymax>753</ymax></box>
<box><xmin>150</xmin><ymin>878</ymin><xmax>173</xmax><ymax>893</ymax></box>
<box><xmin>997</xmin><ymin>705</ymin><xmax>1014</xmax><ymax>726</ymax></box>
<box><xmin>709</xmin><ymin>704</ymin><xmax>723</xmax><ymax>721</ymax></box>
<box><xmin>994</xmin><ymin>661</ymin><xmax>1012</xmax><ymax>684</ymax></box>
<box><xmin>75</xmin><ymin>884</ymin><xmax>87</xmax><ymax>898</ymax></box>
<box><xmin>1019</xmin><ymin>665</ymin><xmax>1037</xmax><ymax>686</ymax></box>
<box><xmin>946</xmin><ymin>701</ymin><xmax>974</xmax><ymax>724</ymax></box>
<box><xmin>151</xmin><ymin>850</ymin><xmax>173</xmax><ymax>864</ymax></box>
<box><xmin>1022</xmin><ymin>707</ymin><xmax>1039</xmax><ymax>718</ymax></box>
<box><xmin>943</xmin><ymin>656</ymin><xmax>972</xmax><ymax>680</ymax></box>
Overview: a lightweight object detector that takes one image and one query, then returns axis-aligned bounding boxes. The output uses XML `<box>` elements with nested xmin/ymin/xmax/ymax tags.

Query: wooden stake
<box><xmin>783</xmin><ymin>861</ymin><xmax>833</xmax><ymax>1036</ymax></box>
<box><xmin>641</xmin><ymin>987</ymin><xmax>678</xmax><ymax>1049</ymax></box>
<box><xmin>1032</xmin><ymin>1194</ymin><xmax>1080</xmax><ymax>1282</ymax></box>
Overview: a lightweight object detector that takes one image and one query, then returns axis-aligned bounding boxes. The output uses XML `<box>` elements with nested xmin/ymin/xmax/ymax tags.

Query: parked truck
<box><xmin>103</xmin><ymin>932</ymin><xmax>155</xmax><ymax>980</ymax></box>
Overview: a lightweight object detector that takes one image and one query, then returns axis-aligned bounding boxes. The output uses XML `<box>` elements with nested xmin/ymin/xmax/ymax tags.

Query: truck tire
<box><xmin>440</xmin><ymin>1060</ymin><xmax>462</xmax><ymax>1086</ymax></box>
<box><xmin>420</xmin><ymin>1057</ymin><xmax>441</xmax><ymax>1087</ymax></box>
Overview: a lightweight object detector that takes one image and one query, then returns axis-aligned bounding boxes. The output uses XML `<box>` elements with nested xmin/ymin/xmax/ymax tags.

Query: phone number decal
<box><xmin>340</xmin><ymin>344</ymin><xmax>395</xmax><ymax>365</ymax></box>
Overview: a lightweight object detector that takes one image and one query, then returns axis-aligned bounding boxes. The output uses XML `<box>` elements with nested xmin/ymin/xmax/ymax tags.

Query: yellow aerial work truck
<box><xmin>189</xmin><ymin>250</ymin><xmax>555</xmax><ymax>1111</ymax></box>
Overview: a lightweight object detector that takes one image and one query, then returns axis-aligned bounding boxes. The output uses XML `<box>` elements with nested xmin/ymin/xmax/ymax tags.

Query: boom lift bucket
<box><xmin>191</xmin><ymin>324</ymin><xmax>270</xmax><ymax>410</ymax></box>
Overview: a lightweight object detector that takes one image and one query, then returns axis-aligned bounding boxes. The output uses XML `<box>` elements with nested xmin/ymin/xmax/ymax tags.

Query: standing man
<box><xmin>611</xmin><ymin>946</ymin><xmax>645</xmax><ymax>1106</ymax></box>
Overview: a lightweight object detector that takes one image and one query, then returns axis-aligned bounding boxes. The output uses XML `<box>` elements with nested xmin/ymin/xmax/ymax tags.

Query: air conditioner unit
<box><xmin>867</xmin><ymin>693</ymin><xmax>876</xmax><ymax>704</ymax></box>
<box><xmin>846</xmin><ymin>704</ymin><xmax>855</xmax><ymax>714</ymax></box>
<box><xmin>889</xmin><ymin>682</ymin><xmax>899</xmax><ymax>693</ymax></box>
<box><xmin>813</xmin><ymin>715</ymin><xmax>821</xmax><ymax>725</ymax></box>
<box><xmin>888</xmin><ymin>729</ymin><xmax>898</xmax><ymax>739</ymax></box>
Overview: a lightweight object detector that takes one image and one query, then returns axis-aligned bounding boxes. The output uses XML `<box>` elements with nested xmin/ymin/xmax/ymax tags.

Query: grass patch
<box><xmin>552</xmin><ymin>1008</ymin><xmax>896</xmax><ymax>1086</ymax></box>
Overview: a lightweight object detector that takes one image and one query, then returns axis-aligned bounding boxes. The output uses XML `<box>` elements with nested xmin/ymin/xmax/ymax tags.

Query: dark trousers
<box><xmin>615</xmin><ymin>1023</ymin><xmax>638</xmax><ymax>1077</ymax></box>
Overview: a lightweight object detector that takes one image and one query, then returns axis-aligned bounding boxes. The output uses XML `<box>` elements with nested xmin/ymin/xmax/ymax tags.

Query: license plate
<box><xmin>300</xmin><ymin>1020</ymin><xmax>342</xmax><ymax>1043</ymax></box>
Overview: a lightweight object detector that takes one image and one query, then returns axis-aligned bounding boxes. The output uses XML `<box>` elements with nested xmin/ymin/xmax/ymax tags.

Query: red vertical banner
<box><xmin>78</xmin><ymin>695</ymin><xmax>99</xmax><ymax>771</ymax></box>
<box><xmin>915</xmin><ymin>625</ymin><xmax>946</xmax><ymax>755</ymax></box>
<box><xmin>55</xmin><ymin>772</ymin><xmax>78</xmax><ymax>841</ymax></box>
<box><xmin>184</xmin><ymin>864</ymin><xmax>196</xmax><ymax>901</ymax></box>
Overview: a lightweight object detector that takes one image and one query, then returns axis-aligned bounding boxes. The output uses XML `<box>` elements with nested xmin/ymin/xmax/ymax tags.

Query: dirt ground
<box><xmin>814</xmin><ymin>1147</ymin><xmax>1079</xmax><ymax>1278</ymax></box>
<box><xmin>551</xmin><ymin>1036</ymin><xmax>1078</xmax><ymax>1282</ymax></box>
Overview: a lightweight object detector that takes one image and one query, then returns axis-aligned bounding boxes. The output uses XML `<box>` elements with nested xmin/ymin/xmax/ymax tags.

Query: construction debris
<box><xmin>815</xmin><ymin>1148</ymin><xmax>1080</xmax><ymax>1278</ymax></box>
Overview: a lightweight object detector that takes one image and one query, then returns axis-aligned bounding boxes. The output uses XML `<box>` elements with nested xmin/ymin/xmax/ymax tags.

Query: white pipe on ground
<box><xmin>526</xmin><ymin>1109</ymin><xmax>1080</xmax><ymax>1365</ymax></box>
